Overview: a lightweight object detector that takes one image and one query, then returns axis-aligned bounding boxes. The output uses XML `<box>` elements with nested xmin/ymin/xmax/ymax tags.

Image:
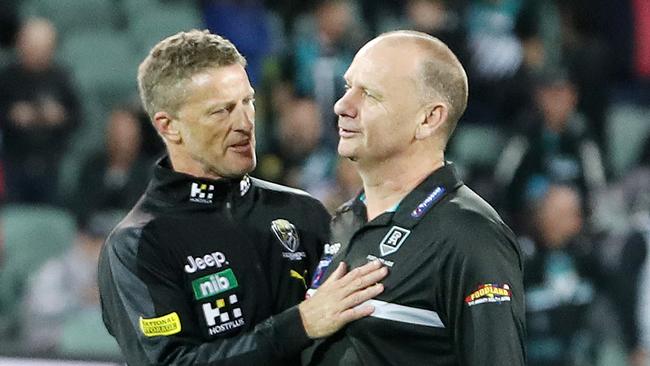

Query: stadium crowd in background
<box><xmin>0</xmin><ymin>0</ymin><xmax>648</xmax><ymax>365</ymax></box>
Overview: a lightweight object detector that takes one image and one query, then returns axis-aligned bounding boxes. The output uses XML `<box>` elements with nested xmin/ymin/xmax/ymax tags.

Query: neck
<box><xmin>167</xmin><ymin>147</ymin><xmax>222</xmax><ymax>180</ymax></box>
<box><xmin>358</xmin><ymin>153</ymin><xmax>444</xmax><ymax>221</ymax></box>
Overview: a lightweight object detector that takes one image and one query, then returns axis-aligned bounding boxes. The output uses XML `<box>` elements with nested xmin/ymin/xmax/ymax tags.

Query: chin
<box><xmin>337</xmin><ymin>144</ymin><xmax>355</xmax><ymax>160</ymax></box>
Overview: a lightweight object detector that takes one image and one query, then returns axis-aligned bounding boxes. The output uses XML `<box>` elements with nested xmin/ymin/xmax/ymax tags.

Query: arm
<box><xmin>99</xmin><ymin>228</ymin><xmax>386</xmax><ymax>365</ymax></box>
<box><xmin>441</xmin><ymin>216</ymin><xmax>526</xmax><ymax>366</ymax></box>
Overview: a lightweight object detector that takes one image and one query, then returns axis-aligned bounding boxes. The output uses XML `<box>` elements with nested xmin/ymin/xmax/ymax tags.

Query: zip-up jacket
<box><xmin>304</xmin><ymin>163</ymin><xmax>526</xmax><ymax>365</ymax></box>
<box><xmin>98</xmin><ymin>157</ymin><xmax>329</xmax><ymax>365</ymax></box>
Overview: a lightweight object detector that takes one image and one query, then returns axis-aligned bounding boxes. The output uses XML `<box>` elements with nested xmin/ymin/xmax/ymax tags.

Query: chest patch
<box><xmin>271</xmin><ymin>218</ymin><xmax>306</xmax><ymax>261</ymax></box>
<box><xmin>379</xmin><ymin>226</ymin><xmax>411</xmax><ymax>256</ymax></box>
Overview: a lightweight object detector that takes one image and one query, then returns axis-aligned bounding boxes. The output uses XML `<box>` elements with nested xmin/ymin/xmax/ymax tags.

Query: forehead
<box><xmin>186</xmin><ymin>64</ymin><xmax>253</xmax><ymax>101</ymax></box>
<box><xmin>345</xmin><ymin>39</ymin><xmax>420</xmax><ymax>92</ymax></box>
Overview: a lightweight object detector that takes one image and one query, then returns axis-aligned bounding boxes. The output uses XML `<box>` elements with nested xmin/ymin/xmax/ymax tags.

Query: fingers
<box><xmin>339</xmin><ymin>262</ymin><xmax>388</xmax><ymax>297</ymax></box>
<box><xmin>299</xmin><ymin>261</ymin><xmax>389</xmax><ymax>339</ymax></box>
<box><xmin>327</xmin><ymin>261</ymin><xmax>347</xmax><ymax>282</ymax></box>
<box><xmin>337</xmin><ymin>303</ymin><xmax>376</xmax><ymax>324</ymax></box>
<box><xmin>339</xmin><ymin>282</ymin><xmax>384</xmax><ymax>310</ymax></box>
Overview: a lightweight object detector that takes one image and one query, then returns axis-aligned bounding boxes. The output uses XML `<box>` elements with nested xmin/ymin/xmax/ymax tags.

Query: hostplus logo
<box><xmin>190</xmin><ymin>182</ymin><xmax>214</xmax><ymax>204</ymax></box>
<box><xmin>202</xmin><ymin>294</ymin><xmax>245</xmax><ymax>335</ymax></box>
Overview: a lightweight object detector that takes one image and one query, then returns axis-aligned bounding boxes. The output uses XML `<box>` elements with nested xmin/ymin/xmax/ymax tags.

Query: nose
<box><xmin>234</xmin><ymin>103</ymin><xmax>255</xmax><ymax>133</ymax></box>
<box><xmin>334</xmin><ymin>89</ymin><xmax>358</xmax><ymax>119</ymax></box>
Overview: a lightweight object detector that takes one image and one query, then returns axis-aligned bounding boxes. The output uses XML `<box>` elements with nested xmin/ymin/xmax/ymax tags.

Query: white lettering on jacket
<box><xmin>184</xmin><ymin>252</ymin><xmax>228</xmax><ymax>273</ymax></box>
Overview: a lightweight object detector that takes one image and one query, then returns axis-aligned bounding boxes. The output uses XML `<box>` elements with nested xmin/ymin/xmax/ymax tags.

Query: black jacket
<box><xmin>304</xmin><ymin>163</ymin><xmax>526</xmax><ymax>365</ymax></box>
<box><xmin>98</xmin><ymin>158</ymin><xmax>329</xmax><ymax>365</ymax></box>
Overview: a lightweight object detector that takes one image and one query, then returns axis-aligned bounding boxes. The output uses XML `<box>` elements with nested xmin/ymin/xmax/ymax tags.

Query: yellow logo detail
<box><xmin>139</xmin><ymin>312</ymin><xmax>181</xmax><ymax>337</ymax></box>
<box><xmin>290</xmin><ymin>269</ymin><xmax>307</xmax><ymax>289</ymax></box>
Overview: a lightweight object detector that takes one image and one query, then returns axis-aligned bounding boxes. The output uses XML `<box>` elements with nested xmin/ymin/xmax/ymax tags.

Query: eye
<box><xmin>212</xmin><ymin>108</ymin><xmax>228</xmax><ymax>116</ymax></box>
<box><xmin>362</xmin><ymin>89</ymin><xmax>376</xmax><ymax>100</ymax></box>
<box><xmin>243</xmin><ymin>97</ymin><xmax>256</xmax><ymax>105</ymax></box>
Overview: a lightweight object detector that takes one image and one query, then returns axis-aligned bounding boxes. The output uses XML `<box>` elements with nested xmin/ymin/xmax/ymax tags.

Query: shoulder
<box><xmin>103</xmin><ymin>202</ymin><xmax>157</xmax><ymax>261</ymax></box>
<box><xmin>252</xmin><ymin>177</ymin><xmax>311</xmax><ymax>197</ymax></box>
<box><xmin>434</xmin><ymin>186</ymin><xmax>520</xmax><ymax>262</ymax></box>
<box><xmin>252</xmin><ymin>177</ymin><xmax>329</xmax><ymax>214</ymax></box>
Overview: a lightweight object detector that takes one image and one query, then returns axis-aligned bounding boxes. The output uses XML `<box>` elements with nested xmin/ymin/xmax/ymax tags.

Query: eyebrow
<box><xmin>343</xmin><ymin>77</ymin><xmax>383</xmax><ymax>99</ymax></box>
<box><xmin>206</xmin><ymin>90</ymin><xmax>256</xmax><ymax>111</ymax></box>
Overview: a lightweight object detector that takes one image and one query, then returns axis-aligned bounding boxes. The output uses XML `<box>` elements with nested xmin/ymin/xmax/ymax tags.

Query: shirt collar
<box><xmin>347</xmin><ymin>162</ymin><xmax>464</xmax><ymax>228</ymax></box>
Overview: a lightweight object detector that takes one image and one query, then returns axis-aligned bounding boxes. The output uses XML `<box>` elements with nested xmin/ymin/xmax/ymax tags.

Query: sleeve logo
<box><xmin>465</xmin><ymin>284</ymin><xmax>512</xmax><ymax>307</ymax></box>
<box><xmin>139</xmin><ymin>312</ymin><xmax>182</xmax><ymax>337</ymax></box>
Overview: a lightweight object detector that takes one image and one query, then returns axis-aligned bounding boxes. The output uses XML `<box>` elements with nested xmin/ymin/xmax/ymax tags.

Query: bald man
<box><xmin>303</xmin><ymin>30</ymin><xmax>526</xmax><ymax>365</ymax></box>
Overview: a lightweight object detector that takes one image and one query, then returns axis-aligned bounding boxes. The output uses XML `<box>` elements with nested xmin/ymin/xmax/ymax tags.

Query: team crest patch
<box><xmin>271</xmin><ymin>219</ymin><xmax>306</xmax><ymax>260</ymax></box>
<box><xmin>465</xmin><ymin>284</ymin><xmax>512</xmax><ymax>307</ymax></box>
<box><xmin>379</xmin><ymin>226</ymin><xmax>411</xmax><ymax>256</ymax></box>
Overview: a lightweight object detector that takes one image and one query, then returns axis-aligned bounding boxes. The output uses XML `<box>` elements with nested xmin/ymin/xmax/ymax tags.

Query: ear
<box><xmin>153</xmin><ymin>111</ymin><xmax>182</xmax><ymax>144</ymax></box>
<box><xmin>415</xmin><ymin>102</ymin><xmax>447</xmax><ymax>140</ymax></box>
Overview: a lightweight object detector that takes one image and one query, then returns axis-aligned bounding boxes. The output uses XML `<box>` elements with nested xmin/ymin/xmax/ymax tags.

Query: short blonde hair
<box><xmin>137</xmin><ymin>29</ymin><xmax>246</xmax><ymax>119</ymax></box>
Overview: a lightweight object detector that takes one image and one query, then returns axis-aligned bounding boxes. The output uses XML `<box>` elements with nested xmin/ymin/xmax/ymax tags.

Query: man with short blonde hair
<box><xmin>99</xmin><ymin>29</ymin><xmax>387</xmax><ymax>366</ymax></box>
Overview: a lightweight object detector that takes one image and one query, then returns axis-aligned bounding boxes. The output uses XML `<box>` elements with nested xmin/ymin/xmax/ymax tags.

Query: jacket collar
<box><xmin>146</xmin><ymin>156</ymin><xmax>253</xmax><ymax>209</ymax></box>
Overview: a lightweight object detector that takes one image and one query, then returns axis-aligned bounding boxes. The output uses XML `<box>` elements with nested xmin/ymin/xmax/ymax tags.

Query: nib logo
<box><xmin>192</xmin><ymin>269</ymin><xmax>239</xmax><ymax>300</ymax></box>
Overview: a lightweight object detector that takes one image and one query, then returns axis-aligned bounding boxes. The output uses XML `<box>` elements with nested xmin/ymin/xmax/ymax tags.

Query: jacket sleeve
<box><xmin>98</xmin><ymin>226</ymin><xmax>311</xmax><ymax>366</ymax></box>
<box><xmin>439</xmin><ymin>214</ymin><xmax>526</xmax><ymax>366</ymax></box>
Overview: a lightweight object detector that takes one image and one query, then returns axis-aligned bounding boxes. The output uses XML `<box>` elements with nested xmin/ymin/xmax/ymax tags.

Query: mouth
<box><xmin>338</xmin><ymin>127</ymin><xmax>360</xmax><ymax>138</ymax></box>
<box><xmin>228</xmin><ymin>139</ymin><xmax>252</xmax><ymax>153</ymax></box>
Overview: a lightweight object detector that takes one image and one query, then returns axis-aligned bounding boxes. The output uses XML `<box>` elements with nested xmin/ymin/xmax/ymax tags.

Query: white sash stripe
<box><xmin>361</xmin><ymin>299</ymin><xmax>446</xmax><ymax>328</ymax></box>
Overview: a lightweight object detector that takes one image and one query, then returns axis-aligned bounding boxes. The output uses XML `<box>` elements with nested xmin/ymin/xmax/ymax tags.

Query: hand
<box><xmin>9</xmin><ymin>101</ymin><xmax>38</xmax><ymax>128</ymax></box>
<box><xmin>298</xmin><ymin>260</ymin><xmax>387</xmax><ymax>339</ymax></box>
<box><xmin>629</xmin><ymin>347</ymin><xmax>647</xmax><ymax>366</ymax></box>
<box><xmin>40</xmin><ymin>98</ymin><xmax>66</xmax><ymax>126</ymax></box>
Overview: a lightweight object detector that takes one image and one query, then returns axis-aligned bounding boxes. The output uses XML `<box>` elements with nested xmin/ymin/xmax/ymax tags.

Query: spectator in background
<box><xmin>402</xmin><ymin>0</ymin><xmax>468</xmax><ymax>64</ymax></box>
<box><xmin>494</xmin><ymin>70</ymin><xmax>606</xmax><ymax>231</ymax></box>
<box><xmin>292</xmin><ymin>0</ymin><xmax>367</xmax><ymax>147</ymax></box>
<box><xmin>0</xmin><ymin>0</ymin><xmax>19</xmax><ymax>50</ymax></box>
<box><xmin>70</xmin><ymin>105</ymin><xmax>151</xmax><ymax>221</ymax></box>
<box><xmin>22</xmin><ymin>211</ymin><xmax>121</xmax><ymax>353</ymax></box>
<box><xmin>358</xmin><ymin>0</ymin><xmax>404</xmax><ymax>35</ymax></box>
<box><xmin>610</xmin><ymin>135</ymin><xmax>650</xmax><ymax>366</ymax></box>
<box><xmin>463</xmin><ymin>0</ymin><xmax>524</xmax><ymax>125</ymax></box>
<box><xmin>522</xmin><ymin>184</ymin><xmax>599</xmax><ymax>366</ymax></box>
<box><xmin>262</xmin><ymin>97</ymin><xmax>336</xmax><ymax>193</ymax></box>
<box><xmin>319</xmin><ymin>158</ymin><xmax>361</xmax><ymax>213</ymax></box>
<box><xmin>557</xmin><ymin>1</ymin><xmax>611</xmax><ymax>154</ymax></box>
<box><xmin>201</xmin><ymin>0</ymin><xmax>272</xmax><ymax>86</ymax></box>
<box><xmin>0</xmin><ymin>18</ymin><xmax>80</xmax><ymax>205</ymax></box>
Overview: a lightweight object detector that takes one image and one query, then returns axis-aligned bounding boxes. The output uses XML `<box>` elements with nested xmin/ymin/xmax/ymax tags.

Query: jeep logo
<box><xmin>184</xmin><ymin>252</ymin><xmax>228</xmax><ymax>273</ymax></box>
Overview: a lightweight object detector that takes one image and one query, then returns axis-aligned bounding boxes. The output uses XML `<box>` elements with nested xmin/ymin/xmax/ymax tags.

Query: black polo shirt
<box><xmin>304</xmin><ymin>163</ymin><xmax>526</xmax><ymax>366</ymax></box>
